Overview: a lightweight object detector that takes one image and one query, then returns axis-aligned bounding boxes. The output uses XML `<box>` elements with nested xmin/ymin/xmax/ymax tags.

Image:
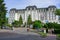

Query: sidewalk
<box><xmin>0</xmin><ymin>29</ymin><xmax>13</xmax><ymax>33</ymax></box>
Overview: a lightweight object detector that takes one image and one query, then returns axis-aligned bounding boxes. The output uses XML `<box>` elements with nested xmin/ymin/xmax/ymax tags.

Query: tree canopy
<box><xmin>0</xmin><ymin>0</ymin><xmax>7</xmax><ymax>28</ymax></box>
<box><xmin>55</xmin><ymin>9</ymin><xmax>60</xmax><ymax>15</ymax></box>
<box><xmin>33</xmin><ymin>20</ymin><xmax>43</xmax><ymax>29</ymax></box>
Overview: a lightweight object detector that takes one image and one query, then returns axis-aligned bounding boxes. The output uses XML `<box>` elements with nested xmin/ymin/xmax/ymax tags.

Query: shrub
<box><xmin>54</xmin><ymin>24</ymin><xmax>60</xmax><ymax>29</ymax></box>
<box><xmin>56</xmin><ymin>34</ymin><xmax>60</xmax><ymax>40</ymax></box>
<box><xmin>43</xmin><ymin>22</ymin><xmax>60</xmax><ymax>34</ymax></box>
<box><xmin>43</xmin><ymin>24</ymin><xmax>48</xmax><ymax>28</ymax></box>
<box><xmin>53</xmin><ymin>23</ymin><xmax>60</xmax><ymax>34</ymax></box>
<box><xmin>6</xmin><ymin>24</ymin><xmax>13</xmax><ymax>30</ymax></box>
<box><xmin>12</xmin><ymin>21</ymin><xmax>19</xmax><ymax>27</ymax></box>
<box><xmin>39</xmin><ymin>32</ymin><xmax>47</xmax><ymax>38</ymax></box>
<box><xmin>46</xmin><ymin>22</ymin><xmax>55</xmax><ymax>29</ymax></box>
<box><xmin>33</xmin><ymin>20</ymin><xmax>43</xmax><ymax>29</ymax></box>
<box><xmin>54</xmin><ymin>29</ymin><xmax>60</xmax><ymax>34</ymax></box>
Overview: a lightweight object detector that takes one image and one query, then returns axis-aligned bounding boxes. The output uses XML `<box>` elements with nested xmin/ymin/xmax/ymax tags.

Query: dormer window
<box><xmin>32</xmin><ymin>8</ymin><xmax>34</xmax><ymax>10</ymax></box>
<box><xmin>48</xmin><ymin>5</ymin><xmax>56</xmax><ymax>11</ymax></box>
<box><xmin>27</xmin><ymin>8</ymin><xmax>28</xmax><ymax>10</ymax></box>
<box><xmin>28</xmin><ymin>8</ymin><xmax>30</xmax><ymax>10</ymax></box>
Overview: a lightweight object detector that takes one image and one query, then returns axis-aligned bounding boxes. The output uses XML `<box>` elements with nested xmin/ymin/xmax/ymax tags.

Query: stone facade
<box><xmin>8</xmin><ymin>5</ymin><xmax>59</xmax><ymax>24</ymax></box>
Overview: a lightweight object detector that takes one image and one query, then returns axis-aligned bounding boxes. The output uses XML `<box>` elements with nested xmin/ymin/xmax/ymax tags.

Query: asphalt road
<box><xmin>0</xmin><ymin>28</ymin><xmax>56</xmax><ymax>40</ymax></box>
<box><xmin>0</xmin><ymin>32</ymin><xmax>56</xmax><ymax>40</ymax></box>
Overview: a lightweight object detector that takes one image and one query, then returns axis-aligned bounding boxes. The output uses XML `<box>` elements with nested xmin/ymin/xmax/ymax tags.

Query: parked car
<box><xmin>2</xmin><ymin>26</ymin><xmax>10</xmax><ymax>29</ymax></box>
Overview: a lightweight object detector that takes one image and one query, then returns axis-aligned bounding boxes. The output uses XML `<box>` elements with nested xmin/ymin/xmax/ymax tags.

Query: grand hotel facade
<box><xmin>8</xmin><ymin>5</ymin><xmax>60</xmax><ymax>24</ymax></box>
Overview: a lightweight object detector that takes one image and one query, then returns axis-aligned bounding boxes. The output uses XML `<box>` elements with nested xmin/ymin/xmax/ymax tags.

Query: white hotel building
<box><xmin>8</xmin><ymin>5</ymin><xmax>60</xmax><ymax>24</ymax></box>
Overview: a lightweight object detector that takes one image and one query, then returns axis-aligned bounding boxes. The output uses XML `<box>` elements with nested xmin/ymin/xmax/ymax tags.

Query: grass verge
<box><xmin>38</xmin><ymin>32</ymin><xmax>47</xmax><ymax>38</ymax></box>
<box><xmin>56</xmin><ymin>34</ymin><xmax>60</xmax><ymax>40</ymax></box>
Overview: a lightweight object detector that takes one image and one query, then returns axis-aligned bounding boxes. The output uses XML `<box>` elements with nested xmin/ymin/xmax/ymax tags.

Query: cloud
<box><xmin>4</xmin><ymin>0</ymin><xmax>60</xmax><ymax>9</ymax></box>
<box><xmin>26</xmin><ymin>0</ymin><xmax>56</xmax><ymax>7</ymax></box>
<box><xmin>54</xmin><ymin>0</ymin><xmax>60</xmax><ymax>8</ymax></box>
<box><xmin>4</xmin><ymin>0</ymin><xmax>60</xmax><ymax>17</ymax></box>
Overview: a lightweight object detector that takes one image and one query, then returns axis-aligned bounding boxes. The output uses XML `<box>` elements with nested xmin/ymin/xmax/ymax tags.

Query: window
<box><xmin>40</xmin><ymin>15</ymin><xmax>44</xmax><ymax>20</ymax></box>
<box><xmin>49</xmin><ymin>12</ymin><xmax>50</xmax><ymax>20</ymax></box>
<box><xmin>59</xmin><ymin>20</ymin><xmax>60</xmax><ymax>22</ymax></box>
<box><xmin>28</xmin><ymin>8</ymin><xmax>30</xmax><ymax>10</ymax></box>
<box><xmin>32</xmin><ymin>8</ymin><xmax>34</xmax><ymax>10</ymax></box>
<box><xmin>58</xmin><ymin>16</ymin><xmax>60</xmax><ymax>20</ymax></box>
<box><xmin>39</xmin><ymin>10</ymin><xmax>40</xmax><ymax>12</ymax></box>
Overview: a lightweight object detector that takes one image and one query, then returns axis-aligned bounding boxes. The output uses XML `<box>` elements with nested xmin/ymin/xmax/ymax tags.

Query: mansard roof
<box><xmin>17</xmin><ymin>9</ymin><xmax>25</xmax><ymax>11</ymax></box>
<box><xmin>26</xmin><ymin>5</ymin><xmax>37</xmax><ymax>8</ymax></box>
<box><xmin>10</xmin><ymin>8</ymin><xmax>16</xmax><ymax>11</ymax></box>
<box><xmin>37</xmin><ymin>8</ymin><xmax>48</xmax><ymax>9</ymax></box>
<box><xmin>10</xmin><ymin>5</ymin><xmax>56</xmax><ymax>12</ymax></box>
<box><xmin>48</xmin><ymin>5</ymin><xmax>56</xmax><ymax>8</ymax></box>
<box><xmin>15</xmin><ymin>9</ymin><xmax>25</xmax><ymax>13</ymax></box>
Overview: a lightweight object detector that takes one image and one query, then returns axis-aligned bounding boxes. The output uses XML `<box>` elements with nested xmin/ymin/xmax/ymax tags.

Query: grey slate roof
<box><xmin>10</xmin><ymin>8</ymin><xmax>16</xmax><ymax>11</ymax></box>
<box><xmin>10</xmin><ymin>5</ymin><xmax>56</xmax><ymax>12</ymax></box>
<box><xmin>26</xmin><ymin>5</ymin><xmax>37</xmax><ymax>8</ymax></box>
<box><xmin>48</xmin><ymin>5</ymin><xmax>56</xmax><ymax>8</ymax></box>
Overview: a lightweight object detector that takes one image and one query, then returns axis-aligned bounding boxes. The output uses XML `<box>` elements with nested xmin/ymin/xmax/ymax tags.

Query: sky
<box><xmin>4</xmin><ymin>0</ymin><xmax>60</xmax><ymax>17</ymax></box>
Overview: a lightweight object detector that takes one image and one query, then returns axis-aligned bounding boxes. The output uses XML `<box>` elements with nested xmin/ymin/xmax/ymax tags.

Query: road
<box><xmin>0</xmin><ymin>28</ymin><xmax>56</xmax><ymax>40</ymax></box>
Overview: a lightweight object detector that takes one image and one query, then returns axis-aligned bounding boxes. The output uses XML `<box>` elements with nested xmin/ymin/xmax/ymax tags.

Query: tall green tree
<box><xmin>0</xmin><ymin>0</ymin><xmax>7</xmax><ymax>29</ymax></box>
<box><xmin>27</xmin><ymin>15</ymin><xmax>32</xmax><ymax>26</ymax></box>
<box><xmin>55</xmin><ymin>9</ymin><xmax>60</xmax><ymax>15</ymax></box>
<box><xmin>19</xmin><ymin>15</ymin><xmax>23</xmax><ymax>26</ymax></box>
<box><xmin>5</xmin><ymin>18</ymin><xmax>8</xmax><ymax>26</ymax></box>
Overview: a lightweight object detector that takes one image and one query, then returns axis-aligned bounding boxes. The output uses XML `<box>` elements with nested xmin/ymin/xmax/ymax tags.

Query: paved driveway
<box><xmin>0</xmin><ymin>28</ymin><xmax>56</xmax><ymax>40</ymax></box>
